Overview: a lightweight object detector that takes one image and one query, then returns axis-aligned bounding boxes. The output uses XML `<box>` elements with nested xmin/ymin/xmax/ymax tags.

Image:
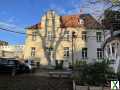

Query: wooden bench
<box><xmin>48</xmin><ymin>71</ymin><xmax>72</xmax><ymax>78</ymax></box>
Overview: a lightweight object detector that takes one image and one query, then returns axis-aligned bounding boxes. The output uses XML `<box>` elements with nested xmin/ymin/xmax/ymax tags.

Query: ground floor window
<box><xmin>82</xmin><ymin>48</ymin><xmax>87</xmax><ymax>59</ymax></box>
<box><xmin>97</xmin><ymin>48</ymin><xmax>103</xmax><ymax>59</ymax></box>
<box><xmin>31</xmin><ymin>47</ymin><xmax>36</xmax><ymax>57</ymax></box>
<box><xmin>64</xmin><ymin>47</ymin><xmax>69</xmax><ymax>58</ymax></box>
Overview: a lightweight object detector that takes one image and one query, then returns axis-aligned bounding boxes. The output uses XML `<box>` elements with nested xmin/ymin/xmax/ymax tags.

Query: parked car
<box><xmin>0</xmin><ymin>58</ymin><xmax>31</xmax><ymax>73</ymax></box>
<box><xmin>25</xmin><ymin>60</ymin><xmax>37</xmax><ymax>70</ymax></box>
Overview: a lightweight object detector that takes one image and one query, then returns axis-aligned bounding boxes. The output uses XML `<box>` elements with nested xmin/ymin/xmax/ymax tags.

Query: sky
<box><xmin>0</xmin><ymin>0</ymin><xmax>106</xmax><ymax>44</ymax></box>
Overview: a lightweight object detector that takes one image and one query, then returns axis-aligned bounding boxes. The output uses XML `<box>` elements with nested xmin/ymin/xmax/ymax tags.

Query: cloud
<box><xmin>49</xmin><ymin>4</ymin><xmax>67</xmax><ymax>15</ymax></box>
<box><xmin>0</xmin><ymin>11</ymin><xmax>17</xmax><ymax>25</ymax></box>
<box><xmin>0</xmin><ymin>11</ymin><xmax>24</xmax><ymax>32</ymax></box>
<box><xmin>0</xmin><ymin>22</ymin><xmax>16</xmax><ymax>28</ymax></box>
<box><xmin>0</xmin><ymin>21</ymin><xmax>25</xmax><ymax>32</ymax></box>
<box><xmin>67</xmin><ymin>8</ymin><xmax>80</xmax><ymax>15</ymax></box>
<box><xmin>8</xmin><ymin>16</ymin><xmax>16</xmax><ymax>23</ymax></box>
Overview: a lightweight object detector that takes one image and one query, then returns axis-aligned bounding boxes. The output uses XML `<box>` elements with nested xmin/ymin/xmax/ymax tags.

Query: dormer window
<box><xmin>32</xmin><ymin>31</ymin><xmax>37</xmax><ymax>41</ymax></box>
<box><xmin>79</xmin><ymin>19</ymin><xmax>84</xmax><ymax>25</ymax></box>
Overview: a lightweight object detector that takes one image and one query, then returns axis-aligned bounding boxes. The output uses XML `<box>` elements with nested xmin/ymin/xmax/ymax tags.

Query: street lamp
<box><xmin>72</xmin><ymin>31</ymin><xmax>76</xmax><ymax>69</ymax></box>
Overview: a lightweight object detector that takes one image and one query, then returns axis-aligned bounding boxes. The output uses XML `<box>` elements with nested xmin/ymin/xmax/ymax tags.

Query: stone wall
<box><xmin>73</xmin><ymin>80</ymin><xmax>110</xmax><ymax>90</ymax></box>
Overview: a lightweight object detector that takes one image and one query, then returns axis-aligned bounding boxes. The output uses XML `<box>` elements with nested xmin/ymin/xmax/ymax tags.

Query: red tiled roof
<box><xmin>26</xmin><ymin>14</ymin><xmax>103</xmax><ymax>29</ymax></box>
<box><xmin>26</xmin><ymin>22</ymin><xmax>43</xmax><ymax>29</ymax></box>
<box><xmin>81</xmin><ymin>14</ymin><xmax>103</xmax><ymax>29</ymax></box>
<box><xmin>60</xmin><ymin>14</ymin><xmax>102</xmax><ymax>29</ymax></box>
<box><xmin>60</xmin><ymin>15</ymin><xmax>83</xmax><ymax>28</ymax></box>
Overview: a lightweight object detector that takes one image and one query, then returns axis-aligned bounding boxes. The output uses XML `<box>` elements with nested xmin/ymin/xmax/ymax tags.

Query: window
<box><xmin>64</xmin><ymin>47</ymin><xmax>69</xmax><ymax>58</ymax></box>
<box><xmin>110</xmin><ymin>59</ymin><xmax>115</xmax><ymax>64</ymax></box>
<box><xmin>32</xmin><ymin>31</ymin><xmax>37</xmax><ymax>41</ymax></box>
<box><xmin>31</xmin><ymin>47</ymin><xmax>36</xmax><ymax>56</ymax></box>
<box><xmin>79</xmin><ymin>19</ymin><xmax>84</xmax><ymax>24</ymax></box>
<box><xmin>113</xmin><ymin>14</ymin><xmax>120</xmax><ymax>30</ymax></box>
<box><xmin>112</xmin><ymin>43</ymin><xmax>115</xmax><ymax>54</ymax></box>
<box><xmin>96</xmin><ymin>32</ymin><xmax>102</xmax><ymax>42</ymax></box>
<box><xmin>82</xmin><ymin>31</ymin><xmax>87</xmax><ymax>41</ymax></box>
<box><xmin>46</xmin><ymin>47</ymin><xmax>53</xmax><ymax>56</ymax></box>
<box><xmin>107</xmin><ymin>45</ymin><xmax>110</xmax><ymax>55</ymax></box>
<box><xmin>97</xmin><ymin>48</ymin><xmax>103</xmax><ymax>59</ymax></box>
<box><xmin>82</xmin><ymin>48</ymin><xmax>87</xmax><ymax>59</ymax></box>
<box><xmin>47</xmin><ymin>31</ymin><xmax>52</xmax><ymax>41</ymax></box>
<box><xmin>64</xmin><ymin>31</ymin><xmax>70</xmax><ymax>41</ymax></box>
<box><xmin>117</xmin><ymin>42</ymin><xmax>119</xmax><ymax>48</ymax></box>
<box><xmin>8</xmin><ymin>61</ymin><xmax>15</xmax><ymax>65</ymax></box>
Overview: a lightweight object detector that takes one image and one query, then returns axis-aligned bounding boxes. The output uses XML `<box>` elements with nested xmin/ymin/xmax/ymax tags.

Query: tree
<box><xmin>87</xmin><ymin>0</ymin><xmax>120</xmax><ymax>22</ymax></box>
<box><xmin>0</xmin><ymin>40</ymin><xmax>8</xmax><ymax>46</ymax></box>
<box><xmin>34</xmin><ymin>11</ymin><xmax>70</xmax><ymax>65</ymax></box>
<box><xmin>102</xmin><ymin>10</ymin><xmax>120</xmax><ymax>31</ymax></box>
<box><xmin>89</xmin><ymin>0</ymin><xmax>120</xmax><ymax>10</ymax></box>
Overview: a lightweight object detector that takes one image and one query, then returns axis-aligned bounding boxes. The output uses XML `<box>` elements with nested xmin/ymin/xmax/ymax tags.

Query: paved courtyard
<box><xmin>0</xmin><ymin>73</ymin><xmax>73</xmax><ymax>90</ymax></box>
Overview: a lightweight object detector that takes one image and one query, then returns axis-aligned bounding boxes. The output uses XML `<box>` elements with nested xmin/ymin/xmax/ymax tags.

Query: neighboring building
<box><xmin>103</xmin><ymin>10</ymin><xmax>120</xmax><ymax>73</ymax></box>
<box><xmin>0</xmin><ymin>40</ymin><xmax>8</xmax><ymax>46</ymax></box>
<box><xmin>0</xmin><ymin>45</ymin><xmax>24</xmax><ymax>59</ymax></box>
<box><xmin>24</xmin><ymin>10</ymin><xmax>104</xmax><ymax>67</ymax></box>
<box><xmin>103</xmin><ymin>31</ymin><xmax>120</xmax><ymax>73</ymax></box>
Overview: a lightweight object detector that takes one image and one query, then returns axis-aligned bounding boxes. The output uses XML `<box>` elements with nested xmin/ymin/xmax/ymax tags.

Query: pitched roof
<box><xmin>60</xmin><ymin>14</ymin><xmax>102</xmax><ymax>29</ymax></box>
<box><xmin>60</xmin><ymin>15</ymin><xmax>83</xmax><ymax>28</ymax></box>
<box><xmin>26</xmin><ymin>22</ymin><xmax>43</xmax><ymax>29</ymax></box>
<box><xmin>80</xmin><ymin>14</ymin><xmax>103</xmax><ymax>29</ymax></box>
<box><xmin>26</xmin><ymin>14</ymin><xmax>103</xmax><ymax>29</ymax></box>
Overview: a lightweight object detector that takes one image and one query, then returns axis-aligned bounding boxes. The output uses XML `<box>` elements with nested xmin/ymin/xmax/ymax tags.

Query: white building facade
<box><xmin>86</xmin><ymin>29</ymin><xmax>104</xmax><ymax>63</ymax></box>
<box><xmin>0</xmin><ymin>45</ymin><xmax>24</xmax><ymax>59</ymax></box>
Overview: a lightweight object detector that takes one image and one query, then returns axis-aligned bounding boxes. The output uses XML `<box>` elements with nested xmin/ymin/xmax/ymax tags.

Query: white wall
<box><xmin>86</xmin><ymin>29</ymin><xmax>104</xmax><ymax>63</ymax></box>
<box><xmin>0</xmin><ymin>45</ymin><xmax>24</xmax><ymax>51</ymax></box>
<box><xmin>0</xmin><ymin>45</ymin><xmax>24</xmax><ymax>58</ymax></box>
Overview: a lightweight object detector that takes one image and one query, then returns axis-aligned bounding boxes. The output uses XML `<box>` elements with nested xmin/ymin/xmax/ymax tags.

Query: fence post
<box><xmin>11</xmin><ymin>68</ymin><xmax>16</xmax><ymax>76</ymax></box>
<box><xmin>73</xmin><ymin>80</ymin><xmax>76</xmax><ymax>90</ymax></box>
<box><xmin>88</xmin><ymin>86</ymin><xmax>90</xmax><ymax>90</ymax></box>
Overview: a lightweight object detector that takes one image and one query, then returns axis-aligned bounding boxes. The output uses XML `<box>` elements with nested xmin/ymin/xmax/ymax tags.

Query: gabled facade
<box><xmin>24</xmin><ymin>10</ymin><xmax>104</xmax><ymax>67</ymax></box>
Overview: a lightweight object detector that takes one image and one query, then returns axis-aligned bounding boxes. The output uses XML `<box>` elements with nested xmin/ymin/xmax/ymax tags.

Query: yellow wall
<box><xmin>24</xmin><ymin>11</ymin><xmax>86</xmax><ymax>65</ymax></box>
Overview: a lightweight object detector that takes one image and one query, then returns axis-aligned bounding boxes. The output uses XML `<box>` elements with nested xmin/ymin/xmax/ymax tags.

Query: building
<box><xmin>0</xmin><ymin>45</ymin><xmax>24</xmax><ymax>59</ymax></box>
<box><xmin>103</xmin><ymin>32</ymin><xmax>120</xmax><ymax>73</ymax></box>
<box><xmin>24</xmin><ymin>10</ymin><xmax>104</xmax><ymax>67</ymax></box>
<box><xmin>0</xmin><ymin>40</ymin><xmax>8</xmax><ymax>46</ymax></box>
<box><xmin>103</xmin><ymin>10</ymin><xmax>120</xmax><ymax>73</ymax></box>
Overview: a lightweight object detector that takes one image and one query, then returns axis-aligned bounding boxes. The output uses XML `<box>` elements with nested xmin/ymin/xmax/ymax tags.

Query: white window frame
<box><xmin>64</xmin><ymin>47</ymin><xmax>69</xmax><ymax>58</ymax></box>
<box><xmin>82</xmin><ymin>48</ymin><xmax>87</xmax><ymax>59</ymax></box>
<box><xmin>31</xmin><ymin>47</ymin><xmax>36</xmax><ymax>57</ymax></box>
<box><xmin>46</xmin><ymin>47</ymin><xmax>53</xmax><ymax>56</ymax></box>
<box><xmin>97</xmin><ymin>48</ymin><xmax>103</xmax><ymax>59</ymax></box>
<box><xmin>47</xmin><ymin>31</ymin><xmax>52</xmax><ymax>41</ymax></box>
<box><xmin>82</xmin><ymin>31</ymin><xmax>87</xmax><ymax>41</ymax></box>
<box><xmin>32</xmin><ymin>31</ymin><xmax>37</xmax><ymax>41</ymax></box>
<box><xmin>96</xmin><ymin>32</ymin><xmax>102</xmax><ymax>42</ymax></box>
<box><xmin>64</xmin><ymin>31</ymin><xmax>70</xmax><ymax>41</ymax></box>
